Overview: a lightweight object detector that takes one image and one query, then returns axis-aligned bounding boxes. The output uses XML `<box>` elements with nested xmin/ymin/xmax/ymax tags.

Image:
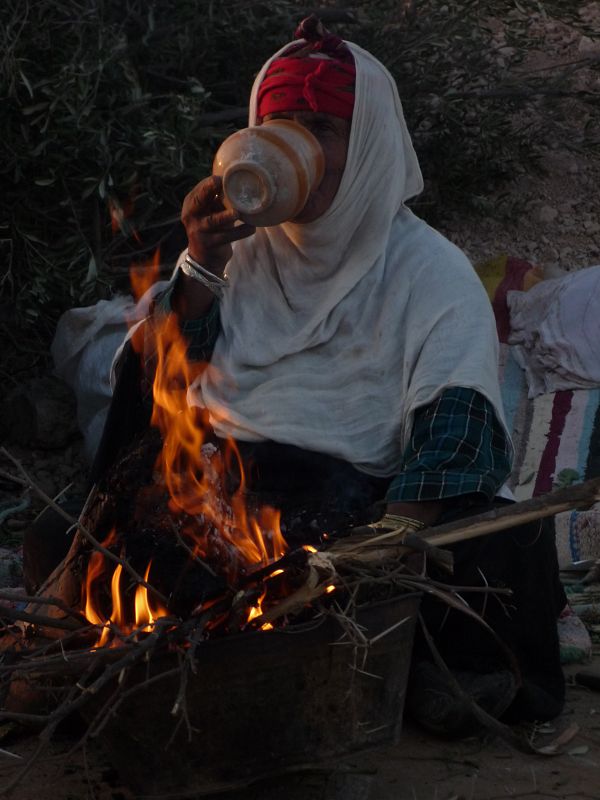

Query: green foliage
<box><xmin>0</xmin><ymin>0</ymin><xmax>300</xmax><ymax>337</ymax></box>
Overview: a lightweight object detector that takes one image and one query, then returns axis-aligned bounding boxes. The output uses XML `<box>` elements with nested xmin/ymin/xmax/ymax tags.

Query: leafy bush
<box><xmin>0</xmin><ymin>0</ymin><xmax>302</xmax><ymax>339</ymax></box>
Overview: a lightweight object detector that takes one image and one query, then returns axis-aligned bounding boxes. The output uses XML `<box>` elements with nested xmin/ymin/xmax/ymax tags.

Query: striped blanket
<box><xmin>477</xmin><ymin>256</ymin><xmax>600</xmax><ymax>567</ymax></box>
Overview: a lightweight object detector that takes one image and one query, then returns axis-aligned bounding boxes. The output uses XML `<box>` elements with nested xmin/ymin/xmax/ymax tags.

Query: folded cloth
<box><xmin>51</xmin><ymin>281</ymin><xmax>169</xmax><ymax>463</ymax></box>
<box><xmin>507</xmin><ymin>265</ymin><xmax>600</xmax><ymax>397</ymax></box>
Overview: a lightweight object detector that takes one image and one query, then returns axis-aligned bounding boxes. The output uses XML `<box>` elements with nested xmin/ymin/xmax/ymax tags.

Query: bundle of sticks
<box><xmin>2</xmin><ymin>455</ymin><xmax>600</xmax><ymax>640</ymax></box>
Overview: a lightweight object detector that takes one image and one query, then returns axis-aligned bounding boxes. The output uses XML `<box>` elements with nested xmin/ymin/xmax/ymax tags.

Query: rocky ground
<box><xmin>442</xmin><ymin>4</ymin><xmax>600</xmax><ymax>275</ymax></box>
<box><xmin>0</xmin><ymin>3</ymin><xmax>599</xmax><ymax>799</ymax></box>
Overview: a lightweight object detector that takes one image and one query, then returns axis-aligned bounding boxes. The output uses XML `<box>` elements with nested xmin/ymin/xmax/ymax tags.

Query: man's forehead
<box><xmin>264</xmin><ymin>111</ymin><xmax>346</xmax><ymax>125</ymax></box>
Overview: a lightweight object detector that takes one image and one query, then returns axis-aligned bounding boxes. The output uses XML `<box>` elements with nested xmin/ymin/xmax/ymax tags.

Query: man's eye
<box><xmin>310</xmin><ymin>122</ymin><xmax>335</xmax><ymax>134</ymax></box>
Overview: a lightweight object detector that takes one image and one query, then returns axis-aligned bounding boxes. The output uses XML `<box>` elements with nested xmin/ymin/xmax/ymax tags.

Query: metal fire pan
<box><xmin>90</xmin><ymin>592</ymin><xmax>421</xmax><ymax>797</ymax></box>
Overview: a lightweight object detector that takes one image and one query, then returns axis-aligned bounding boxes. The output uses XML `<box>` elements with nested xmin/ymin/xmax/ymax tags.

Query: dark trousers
<box><xmin>417</xmin><ymin>503</ymin><xmax>566</xmax><ymax>720</ymax></box>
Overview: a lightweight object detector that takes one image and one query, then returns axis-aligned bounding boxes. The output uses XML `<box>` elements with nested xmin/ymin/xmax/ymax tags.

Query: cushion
<box><xmin>475</xmin><ymin>256</ymin><xmax>600</xmax><ymax>567</ymax></box>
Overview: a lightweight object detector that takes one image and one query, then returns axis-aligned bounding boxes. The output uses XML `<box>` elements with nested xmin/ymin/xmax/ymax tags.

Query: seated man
<box><xmin>150</xmin><ymin>17</ymin><xmax>565</xmax><ymax>733</ymax></box>
<box><xmin>27</xmin><ymin>16</ymin><xmax>566</xmax><ymax>735</ymax></box>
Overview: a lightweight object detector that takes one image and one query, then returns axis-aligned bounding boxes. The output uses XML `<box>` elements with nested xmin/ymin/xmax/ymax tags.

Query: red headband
<box><xmin>257</xmin><ymin>16</ymin><xmax>355</xmax><ymax>121</ymax></box>
<box><xmin>257</xmin><ymin>56</ymin><xmax>355</xmax><ymax>120</ymax></box>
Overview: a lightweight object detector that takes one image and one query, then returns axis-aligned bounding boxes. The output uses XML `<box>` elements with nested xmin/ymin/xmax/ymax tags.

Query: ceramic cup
<box><xmin>212</xmin><ymin>119</ymin><xmax>325</xmax><ymax>227</ymax></box>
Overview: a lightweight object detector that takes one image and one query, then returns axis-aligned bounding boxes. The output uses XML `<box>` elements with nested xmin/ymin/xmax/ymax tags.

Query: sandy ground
<box><xmin>0</xmin><ymin>659</ymin><xmax>599</xmax><ymax>799</ymax></box>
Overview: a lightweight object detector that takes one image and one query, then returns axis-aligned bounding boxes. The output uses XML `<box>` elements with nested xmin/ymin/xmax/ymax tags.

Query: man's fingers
<box><xmin>186</xmin><ymin>221</ymin><xmax>256</xmax><ymax>254</ymax></box>
<box><xmin>208</xmin><ymin>223</ymin><xmax>256</xmax><ymax>245</ymax></box>
<box><xmin>182</xmin><ymin>175</ymin><xmax>225</xmax><ymax>218</ymax></box>
<box><xmin>187</xmin><ymin>218</ymin><xmax>255</xmax><ymax>242</ymax></box>
<box><xmin>197</xmin><ymin>208</ymin><xmax>239</xmax><ymax>231</ymax></box>
<box><xmin>182</xmin><ymin>175</ymin><xmax>255</xmax><ymax>271</ymax></box>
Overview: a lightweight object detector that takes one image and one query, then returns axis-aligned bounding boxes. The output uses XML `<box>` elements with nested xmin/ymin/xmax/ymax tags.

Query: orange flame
<box><xmin>130</xmin><ymin>248</ymin><xmax>161</xmax><ymax>302</ymax></box>
<box><xmin>82</xmin><ymin>531</ymin><xmax>169</xmax><ymax>647</ymax></box>
<box><xmin>149</xmin><ymin>309</ymin><xmax>288</xmax><ymax>583</ymax></box>
<box><xmin>82</xmin><ymin>250</ymin><xmax>291</xmax><ymax>643</ymax></box>
<box><xmin>108</xmin><ymin>194</ymin><xmax>141</xmax><ymax>243</ymax></box>
<box><xmin>246</xmin><ymin>589</ymin><xmax>273</xmax><ymax>631</ymax></box>
<box><xmin>135</xmin><ymin>562</ymin><xmax>169</xmax><ymax>632</ymax></box>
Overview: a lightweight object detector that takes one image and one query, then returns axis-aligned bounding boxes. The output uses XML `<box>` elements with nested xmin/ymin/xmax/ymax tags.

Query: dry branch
<box><xmin>0</xmin><ymin>606</ymin><xmax>82</xmax><ymax>632</ymax></box>
<box><xmin>331</xmin><ymin>476</ymin><xmax>600</xmax><ymax>563</ymax></box>
<box><xmin>0</xmin><ymin>591</ymin><xmax>87</xmax><ymax>621</ymax></box>
<box><xmin>250</xmin><ymin>478</ymin><xmax>600</xmax><ymax>627</ymax></box>
<box><xmin>422</xmin><ymin>476</ymin><xmax>600</xmax><ymax>548</ymax></box>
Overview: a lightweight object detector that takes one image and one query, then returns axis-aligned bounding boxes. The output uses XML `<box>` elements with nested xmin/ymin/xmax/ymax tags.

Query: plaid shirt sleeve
<box><xmin>385</xmin><ymin>387</ymin><xmax>512</xmax><ymax>503</ymax></box>
<box><xmin>154</xmin><ymin>284</ymin><xmax>221</xmax><ymax>362</ymax></box>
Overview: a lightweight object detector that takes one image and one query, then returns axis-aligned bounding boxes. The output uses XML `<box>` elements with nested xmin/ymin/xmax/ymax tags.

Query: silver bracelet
<box><xmin>181</xmin><ymin>254</ymin><xmax>228</xmax><ymax>299</ymax></box>
<box><xmin>185</xmin><ymin>253</ymin><xmax>229</xmax><ymax>287</ymax></box>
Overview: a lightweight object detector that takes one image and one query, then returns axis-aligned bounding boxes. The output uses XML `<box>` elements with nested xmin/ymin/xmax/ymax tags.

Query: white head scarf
<box><xmin>189</xmin><ymin>41</ymin><xmax>507</xmax><ymax>476</ymax></box>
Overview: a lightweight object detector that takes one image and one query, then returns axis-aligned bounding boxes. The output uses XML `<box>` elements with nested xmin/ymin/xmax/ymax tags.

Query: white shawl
<box><xmin>189</xmin><ymin>41</ymin><xmax>507</xmax><ymax>477</ymax></box>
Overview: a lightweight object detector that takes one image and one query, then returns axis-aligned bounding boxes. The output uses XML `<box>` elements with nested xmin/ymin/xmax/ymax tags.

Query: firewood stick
<box><xmin>250</xmin><ymin>478</ymin><xmax>600</xmax><ymax>624</ymax></box>
<box><xmin>241</xmin><ymin>547</ymin><xmax>309</xmax><ymax>586</ymax></box>
<box><xmin>0</xmin><ymin>591</ymin><xmax>87</xmax><ymax>622</ymax></box>
<box><xmin>0</xmin><ymin>606</ymin><xmax>83</xmax><ymax>632</ymax></box>
<box><xmin>421</xmin><ymin>475</ymin><xmax>600</xmax><ymax>548</ymax></box>
<box><xmin>330</xmin><ymin>476</ymin><xmax>600</xmax><ymax>563</ymax></box>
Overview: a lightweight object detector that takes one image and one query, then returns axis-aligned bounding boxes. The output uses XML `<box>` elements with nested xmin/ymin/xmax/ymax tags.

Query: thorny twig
<box><xmin>168</xmin><ymin>616</ymin><xmax>212</xmax><ymax>746</ymax></box>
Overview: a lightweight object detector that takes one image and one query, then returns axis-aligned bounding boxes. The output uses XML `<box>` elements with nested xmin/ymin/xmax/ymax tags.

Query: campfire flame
<box><xmin>149</xmin><ymin>311</ymin><xmax>287</xmax><ymax>580</ymax></box>
<box><xmin>135</xmin><ymin>562</ymin><xmax>169</xmax><ymax>632</ymax></box>
<box><xmin>107</xmin><ymin>193</ymin><xmax>141</xmax><ymax>243</ymax></box>
<box><xmin>83</xmin><ymin>530</ymin><xmax>170</xmax><ymax>647</ymax></box>
<box><xmin>82</xmin><ymin>251</ymin><xmax>289</xmax><ymax>644</ymax></box>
